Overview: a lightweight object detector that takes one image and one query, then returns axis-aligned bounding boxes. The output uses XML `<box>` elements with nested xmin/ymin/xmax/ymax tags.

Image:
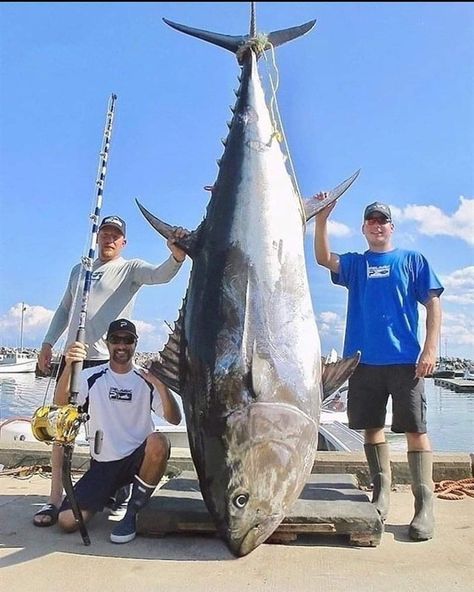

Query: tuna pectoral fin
<box><xmin>322</xmin><ymin>351</ymin><xmax>361</xmax><ymax>400</ymax></box>
<box><xmin>135</xmin><ymin>198</ymin><xmax>199</xmax><ymax>258</ymax></box>
<box><xmin>147</xmin><ymin>306</ymin><xmax>185</xmax><ymax>397</ymax></box>
<box><xmin>250</xmin><ymin>348</ymin><xmax>273</xmax><ymax>398</ymax></box>
<box><xmin>304</xmin><ymin>170</ymin><xmax>361</xmax><ymax>222</ymax></box>
<box><xmin>250</xmin><ymin>346</ymin><xmax>301</xmax><ymax>402</ymax></box>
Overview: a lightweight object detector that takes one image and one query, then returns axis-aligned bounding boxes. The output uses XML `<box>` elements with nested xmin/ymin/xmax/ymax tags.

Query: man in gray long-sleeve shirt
<box><xmin>33</xmin><ymin>214</ymin><xmax>188</xmax><ymax>526</ymax></box>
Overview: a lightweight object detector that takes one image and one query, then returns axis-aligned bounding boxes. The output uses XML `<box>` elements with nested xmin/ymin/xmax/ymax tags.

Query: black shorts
<box><xmin>347</xmin><ymin>364</ymin><xmax>427</xmax><ymax>434</ymax></box>
<box><xmin>60</xmin><ymin>441</ymin><xmax>147</xmax><ymax>514</ymax></box>
<box><xmin>56</xmin><ymin>357</ymin><xmax>108</xmax><ymax>381</ymax></box>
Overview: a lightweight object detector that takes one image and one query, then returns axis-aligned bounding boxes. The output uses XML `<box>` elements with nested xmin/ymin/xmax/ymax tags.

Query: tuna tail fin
<box><xmin>135</xmin><ymin>198</ymin><xmax>200</xmax><ymax>259</ymax></box>
<box><xmin>303</xmin><ymin>169</ymin><xmax>361</xmax><ymax>222</ymax></box>
<box><xmin>321</xmin><ymin>351</ymin><xmax>361</xmax><ymax>400</ymax></box>
<box><xmin>162</xmin><ymin>18</ymin><xmax>316</xmax><ymax>60</ymax></box>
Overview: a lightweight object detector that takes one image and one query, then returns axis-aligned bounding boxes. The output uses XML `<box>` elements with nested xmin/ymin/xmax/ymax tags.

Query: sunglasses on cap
<box><xmin>107</xmin><ymin>334</ymin><xmax>137</xmax><ymax>345</ymax></box>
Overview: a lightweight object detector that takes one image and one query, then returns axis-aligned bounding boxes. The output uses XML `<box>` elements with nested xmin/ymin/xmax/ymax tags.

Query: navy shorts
<box><xmin>60</xmin><ymin>441</ymin><xmax>147</xmax><ymax>514</ymax></box>
<box><xmin>347</xmin><ymin>364</ymin><xmax>427</xmax><ymax>433</ymax></box>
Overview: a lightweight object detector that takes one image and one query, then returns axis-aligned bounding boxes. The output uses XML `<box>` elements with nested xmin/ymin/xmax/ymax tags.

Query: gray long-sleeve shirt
<box><xmin>43</xmin><ymin>255</ymin><xmax>182</xmax><ymax>360</ymax></box>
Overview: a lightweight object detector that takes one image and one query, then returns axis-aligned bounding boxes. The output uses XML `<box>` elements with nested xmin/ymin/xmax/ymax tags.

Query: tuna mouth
<box><xmin>228</xmin><ymin>515</ymin><xmax>284</xmax><ymax>557</ymax></box>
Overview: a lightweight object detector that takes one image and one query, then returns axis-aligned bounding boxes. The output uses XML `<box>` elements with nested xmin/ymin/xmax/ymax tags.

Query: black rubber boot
<box><xmin>364</xmin><ymin>442</ymin><xmax>391</xmax><ymax>521</ymax></box>
<box><xmin>408</xmin><ymin>451</ymin><xmax>435</xmax><ymax>541</ymax></box>
<box><xmin>110</xmin><ymin>475</ymin><xmax>155</xmax><ymax>544</ymax></box>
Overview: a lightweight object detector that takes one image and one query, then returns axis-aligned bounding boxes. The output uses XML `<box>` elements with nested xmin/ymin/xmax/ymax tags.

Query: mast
<box><xmin>19</xmin><ymin>303</ymin><xmax>26</xmax><ymax>353</ymax></box>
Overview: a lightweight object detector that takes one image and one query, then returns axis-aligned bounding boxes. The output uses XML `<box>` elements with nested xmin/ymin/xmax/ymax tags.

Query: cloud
<box><xmin>317</xmin><ymin>311</ymin><xmax>345</xmax><ymax>337</ymax></box>
<box><xmin>391</xmin><ymin>196</ymin><xmax>474</xmax><ymax>245</ymax></box>
<box><xmin>328</xmin><ymin>220</ymin><xmax>352</xmax><ymax>238</ymax></box>
<box><xmin>439</xmin><ymin>310</ymin><xmax>474</xmax><ymax>357</ymax></box>
<box><xmin>133</xmin><ymin>319</ymin><xmax>170</xmax><ymax>353</ymax></box>
<box><xmin>0</xmin><ymin>303</ymin><xmax>54</xmax><ymax>346</ymax></box>
<box><xmin>440</xmin><ymin>266</ymin><xmax>474</xmax><ymax>305</ymax></box>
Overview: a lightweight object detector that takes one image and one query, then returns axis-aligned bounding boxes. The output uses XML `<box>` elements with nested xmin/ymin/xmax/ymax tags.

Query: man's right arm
<box><xmin>313</xmin><ymin>196</ymin><xmax>340</xmax><ymax>274</ymax></box>
<box><xmin>38</xmin><ymin>268</ymin><xmax>77</xmax><ymax>372</ymax></box>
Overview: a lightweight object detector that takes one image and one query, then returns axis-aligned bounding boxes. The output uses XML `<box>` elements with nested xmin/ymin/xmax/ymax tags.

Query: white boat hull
<box><xmin>0</xmin><ymin>352</ymin><xmax>37</xmax><ymax>374</ymax></box>
<box><xmin>0</xmin><ymin>360</ymin><xmax>37</xmax><ymax>374</ymax></box>
<box><xmin>0</xmin><ymin>417</ymin><xmax>36</xmax><ymax>442</ymax></box>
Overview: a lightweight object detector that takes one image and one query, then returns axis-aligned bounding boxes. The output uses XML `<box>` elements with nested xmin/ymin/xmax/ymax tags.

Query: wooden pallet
<box><xmin>137</xmin><ymin>471</ymin><xmax>383</xmax><ymax>547</ymax></box>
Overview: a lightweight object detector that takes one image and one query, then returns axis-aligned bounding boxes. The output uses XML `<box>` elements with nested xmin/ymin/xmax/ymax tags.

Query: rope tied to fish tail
<box><xmin>434</xmin><ymin>477</ymin><xmax>474</xmax><ymax>500</ymax></box>
<box><xmin>260</xmin><ymin>41</ymin><xmax>306</xmax><ymax>224</ymax></box>
<box><xmin>236</xmin><ymin>33</ymin><xmax>269</xmax><ymax>62</ymax></box>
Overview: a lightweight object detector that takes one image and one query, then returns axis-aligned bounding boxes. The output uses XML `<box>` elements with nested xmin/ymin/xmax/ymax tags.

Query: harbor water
<box><xmin>0</xmin><ymin>373</ymin><xmax>473</xmax><ymax>453</ymax></box>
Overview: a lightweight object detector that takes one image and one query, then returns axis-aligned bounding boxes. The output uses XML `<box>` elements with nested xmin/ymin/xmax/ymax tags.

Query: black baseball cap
<box><xmin>364</xmin><ymin>202</ymin><xmax>392</xmax><ymax>222</ymax></box>
<box><xmin>106</xmin><ymin>319</ymin><xmax>138</xmax><ymax>340</ymax></box>
<box><xmin>99</xmin><ymin>215</ymin><xmax>126</xmax><ymax>237</ymax></box>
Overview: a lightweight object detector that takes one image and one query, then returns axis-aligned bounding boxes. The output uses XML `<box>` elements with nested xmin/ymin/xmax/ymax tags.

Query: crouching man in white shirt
<box><xmin>55</xmin><ymin>318</ymin><xmax>181</xmax><ymax>544</ymax></box>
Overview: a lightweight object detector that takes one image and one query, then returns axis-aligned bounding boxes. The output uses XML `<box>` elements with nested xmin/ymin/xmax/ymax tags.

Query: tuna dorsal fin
<box><xmin>135</xmin><ymin>198</ymin><xmax>200</xmax><ymax>259</ymax></box>
<box><xmin>303</xmin><ymin>170</ymin><xmax>361</xmax><ymax>222</ymax></box>
<box><xmin>147</xmin><ymin>306</ymin><xmax>185</xmax><ymax>397</ymax></box>
<box><xmin>321</xmin><ymin>351</ymin><xmax>361</xmax><ymax>400</ymax></box>
<box><xmin>162</xmin><ymin>17</ymin><xmax>316</xmax><ymax>61</ymax></box>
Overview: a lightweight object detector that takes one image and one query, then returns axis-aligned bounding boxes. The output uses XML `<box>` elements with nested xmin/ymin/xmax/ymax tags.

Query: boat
<box><xmin>0</xmin><ymin>416</ymin><xmax>86</xmax><ymax>444</ymax></box>
<box><xmin>318</xmin><ymin>386</ymin><xmax>396</xmax><ymax>452</ymax></box>
<box><xmin>0</xmin><ymin>303</ymin><xmax>36</xmax><ymax>374</ymax></box>
<box><xmin>0</xmin><ymin>417</ymin><xmax>36</xmax><ymax>442</ymax></box>
<box><xmin>0</xmin><ymin>415</ymin><xmax>188</xmax><ymax>449</ymax></box>
<box><xmin>320</xmin><ymin>386</ymin><xmax>393</xmax><ymax>429</ymax></box>
<box><xmin>463</xmin><ymin>365</ymin><xmax>474</xmax><ymax>381</ymax></box>
<box><xmin>0</xmin><ymin>352</ymin><xmax>37</xmax><ymax>374</ymax></box>
<box><xmin>432</xmin><ymin>362</ymin><xmax>456</xmax><ymax>379</ymax></box>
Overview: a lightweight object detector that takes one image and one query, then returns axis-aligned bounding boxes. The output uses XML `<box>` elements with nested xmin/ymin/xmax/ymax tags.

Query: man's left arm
<box><xmin>417</xmin><ymin>293</ymin><xmax>442</xmax><ymax>378</ymax></box>
<box><xmin>140</xmin><ymin>369</ymin><xmax>182</xmax><ymax>425</ymax></box>
<box><xmin>133</xmin><ymin>227</ymin><xmax>189</xmax><ymax>285</ymax></box>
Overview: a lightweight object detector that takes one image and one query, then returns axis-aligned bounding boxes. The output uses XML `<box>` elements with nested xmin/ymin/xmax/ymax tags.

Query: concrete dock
<box><xmin>1</xmin><ymin>443</ymin><xmax>473</xmax><ymax>592</ymax></box>
<box><xmin>434</xmin><ymin>377</ymin><xmax>474</xmax><ymax>392</ymax></box>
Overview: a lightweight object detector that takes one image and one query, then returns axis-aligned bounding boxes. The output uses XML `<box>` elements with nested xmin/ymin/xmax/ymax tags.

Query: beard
<box><xmin>111</xmin><ymin>348</ymin><xmax>134</xmax><ymax>365</ymax></box>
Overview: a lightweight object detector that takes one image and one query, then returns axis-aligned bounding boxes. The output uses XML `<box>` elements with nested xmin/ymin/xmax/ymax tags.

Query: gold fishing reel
<box><xmin>31</xmin><ymin>404</ymin><xmax>88</xmax><ymax>445</ymax></box>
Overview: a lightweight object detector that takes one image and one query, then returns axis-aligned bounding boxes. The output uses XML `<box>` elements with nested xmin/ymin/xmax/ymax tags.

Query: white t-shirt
<box><xmin>78</xmin><ymin>363</ymin><xmax>164</xmax><ymax>462</ymax></box>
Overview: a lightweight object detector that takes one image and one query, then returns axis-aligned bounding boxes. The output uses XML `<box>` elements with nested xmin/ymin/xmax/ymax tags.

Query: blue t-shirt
<box><xmin>331</xmin><ymin>248</ymin><xmax>444</xmax><ymax>365</ymax></box>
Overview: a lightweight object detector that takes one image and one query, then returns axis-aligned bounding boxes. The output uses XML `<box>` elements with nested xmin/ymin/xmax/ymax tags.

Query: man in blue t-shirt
<box><xmin>314</xmin><ymin>197</ymin><xmax>443</xmax><ymax>542</ymax></box>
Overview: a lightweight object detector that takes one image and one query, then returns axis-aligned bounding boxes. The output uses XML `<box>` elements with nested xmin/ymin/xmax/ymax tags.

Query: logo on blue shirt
<box><xmin>367</xmin><ymin>265</ymin><xmax>390</xmax><ymax>279</ymax></box>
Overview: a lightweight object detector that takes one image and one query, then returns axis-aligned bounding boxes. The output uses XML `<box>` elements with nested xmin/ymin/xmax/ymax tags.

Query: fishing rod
<box><xmin>63</xmin><ymin>93</ymin><xmax>118</xmax><ymax>545</ymax></box>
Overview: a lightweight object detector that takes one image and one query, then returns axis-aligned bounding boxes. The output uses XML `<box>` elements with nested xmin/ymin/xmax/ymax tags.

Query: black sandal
<box><xmin>33</xmin><ymin>503</ymin><xmax>59</xmax><ymax>527</ymax></box>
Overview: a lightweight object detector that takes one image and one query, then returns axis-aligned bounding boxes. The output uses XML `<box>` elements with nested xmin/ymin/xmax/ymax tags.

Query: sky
<box><xmin>0</xmin><ymin>2</ymin><xmax>473</xmax><ymax>359</ymax></box>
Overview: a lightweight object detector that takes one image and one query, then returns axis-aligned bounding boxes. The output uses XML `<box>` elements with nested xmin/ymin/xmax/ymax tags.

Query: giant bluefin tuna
<box><xmin>138</xmin><ymin>7</ymin><xmax>359</xmax><ymax>556</ymax></box>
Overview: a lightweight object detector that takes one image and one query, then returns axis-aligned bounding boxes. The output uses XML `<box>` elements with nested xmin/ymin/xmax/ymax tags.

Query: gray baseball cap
<box><xmin>99</xmin><ymin>215</ymin><xmax>126</xmax><ymax>236</ymax></box>
<box><xmin>364</xmin><ymin>202</ymin><xmax>392</xmax><ymax>221</ymax></box>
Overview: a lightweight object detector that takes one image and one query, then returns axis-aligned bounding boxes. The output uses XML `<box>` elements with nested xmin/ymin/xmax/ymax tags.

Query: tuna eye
<box><xmin>233</xmin><ymin>493</ymin><xmax>249</xmax><ymax>509</ymax></box>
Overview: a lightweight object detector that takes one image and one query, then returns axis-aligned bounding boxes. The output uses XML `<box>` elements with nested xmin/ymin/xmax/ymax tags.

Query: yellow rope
<box><xmin>261</xmin><ymin>43</ymin><xmax>306</xmax><ymax>225</ymax></box>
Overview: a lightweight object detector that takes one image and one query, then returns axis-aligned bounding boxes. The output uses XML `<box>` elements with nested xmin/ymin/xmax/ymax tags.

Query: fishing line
<box><xmin>261</xmin><ymin>44</ymin><xmax>306</xmax><ymax>226</ymax></box>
